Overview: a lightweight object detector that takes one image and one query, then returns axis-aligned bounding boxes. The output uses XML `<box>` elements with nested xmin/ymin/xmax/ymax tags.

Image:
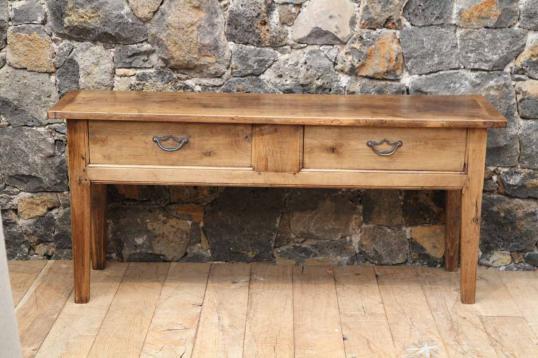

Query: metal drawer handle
<box><xmin>366</xmin><ymin>139</ymin><xmax>403</xmax><ymax>156</ymax></box>
<box><xmin>152</xmin><ymin>135</ymin><xmax>189</xmax><ymax>152</ymax></box>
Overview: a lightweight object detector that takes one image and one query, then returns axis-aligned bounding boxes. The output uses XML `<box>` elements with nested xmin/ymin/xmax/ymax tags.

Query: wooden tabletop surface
<box><xmin>48</xmin><ymin>91</ymin><xmax>507</xmax><ymax>128</ymax></box>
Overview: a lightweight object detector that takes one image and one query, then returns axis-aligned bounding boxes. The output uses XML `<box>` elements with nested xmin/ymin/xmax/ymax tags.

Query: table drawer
<box><xmin>304</xmin><ymin>127</ymin><xmax>467</xmax><ymax>172</ymax></box>
<box><xmin>89</xmin><ymin>121</ymin><xmax>252</xmax><ymax>167</ymax></box>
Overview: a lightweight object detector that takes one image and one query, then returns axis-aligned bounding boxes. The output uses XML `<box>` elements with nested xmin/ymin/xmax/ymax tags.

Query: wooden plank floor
<box><xmin>8</xmin><ymin>261</ymin><xmax>538</xmax><ymax>358</ymax></box>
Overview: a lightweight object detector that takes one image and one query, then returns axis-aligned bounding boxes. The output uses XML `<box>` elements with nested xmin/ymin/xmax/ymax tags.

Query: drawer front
<box><xmin>304</xmin><ymin>127</ymin><xmax>467</xmax><ymax>172</ymax></box>
<box><xmin>89</xmin><ymin>121</ymin><xmax>252</xmax><ymax>167</ymax></box>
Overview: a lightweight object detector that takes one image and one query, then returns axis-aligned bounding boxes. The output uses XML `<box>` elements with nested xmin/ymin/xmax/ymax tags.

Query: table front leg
<box><xmin>460</xmin><ymin>129</ymin><xmax>487</xmax><ymax>304</ymax></box>
<box><xmin>91</xmin><ymin>184</ymin><xmax>107</xmax><ymax>270</ymax></box>
<box><xmin>68</xmin><ymin>120</ymin><xmax>91</xmax><ymax>303</ymax></box>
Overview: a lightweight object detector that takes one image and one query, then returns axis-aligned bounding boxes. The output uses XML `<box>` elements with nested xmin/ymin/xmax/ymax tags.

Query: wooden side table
<box><xmin>48</xmin><ymin>91</ymin><xmax>507</xmax><ymax>304</ymax></box>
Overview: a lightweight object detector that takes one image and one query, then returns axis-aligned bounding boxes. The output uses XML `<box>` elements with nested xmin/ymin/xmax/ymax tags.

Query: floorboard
<box><xmin>293</xmin><ymin>265</ymin><xmax>346</xmax><ymax>358</ymax></box>
<box><xmin>16</xmin><ymin>261</ymin><xmax>73</xmax><ymax>358</ymax></box>
<box><xmin>36</xmin><ymin>262</ymin><xmax>127</xmax><ymax>357</ymax></box>
<box><xmin>191</xmin><ymin>263</ymin><xmax>251</xmax><ymax>358</ymax></box>
<box><xmin>244</xmin><ymin>263</ymin><xmax>294</xmax><ymax>358</ymax></box>
<box><xmin>417</xmin><ymin>267</ymin><xmax>497</xmax><ymax>357</ymax></box>
<box><xmin>87</xmin><ymin>263</ymin><xmax>170</xmax><ymax>358</ymax></box>
<box><xmin>8</xmin><ymin>260</ymin><xmax>47</xmax><ymax>307</ymax></box>
<box><xmin>375</xmin><ymin>266</ymin><xmax>449</xmax><ymax>357</ymax></box>
<box><xmin>334</xmin><ymin>266</ymin><xmax>396</xmax><ymax>358</ymax></box>
<box><xmin>141</xmin><ymin>263</ymin><xmax>210</xmax><ymax>358</ymax></box>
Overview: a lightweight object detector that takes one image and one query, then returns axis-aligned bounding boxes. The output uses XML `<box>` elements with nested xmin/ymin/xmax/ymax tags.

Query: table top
<box><xmin>49</xmin><ymin>90</ymin><xmax>507</xmax><ymax>128</ymax></box>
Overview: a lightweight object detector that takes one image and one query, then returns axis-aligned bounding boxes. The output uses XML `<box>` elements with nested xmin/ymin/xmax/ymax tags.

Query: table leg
<box><xmin>68</xmin><ymin>120</ymin><xmax>91</xmax><ymax>304</ymax></box>
<box><xmin>445</xmin><ymin>190</ymin><xmax>461</xmax><ymax>271</ymax></box>
<box><xmin>91</xmin><ymin>184</ymin><xmax>107</xmax><ymax>270</ymax></box>
<box><xmin>460</xmin><ymin>129</ymin><xmax>487</xmax><ymax>304</ymax></box>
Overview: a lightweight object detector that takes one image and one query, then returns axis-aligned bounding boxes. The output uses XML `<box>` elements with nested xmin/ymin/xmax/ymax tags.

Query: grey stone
<box><xmin>230</xmin><ymin>44</ymin><xmax>279</xmax><ymax>77</ymax></box>
<box><xmin>516</xmin><ymin>81</ymin><xmax>538</xmax><ymax>119</ymax></box>
<box><xmin>400</xmin><ymin>26</ymin><xmax>459</xmax><ymax>75</ymax></box>
<box><xmin>455</xmin><ymin>0</ymin><xmax>519</xmax><ymax>28</ymax></box>
<box><xmin>403</xmin><ymin>0</ymin><xmax>453</xmax><ymax>26</ymax></box>
<box><xmin>360</xmin><ymin>0</ymin><xmax>407</xmax><ymax>29</ymax></box>
<box><xmin>204</xmin><ymin>188</ymin><xmax>285</xmax><ymax>262</ymax></box>
<box><xmin>362</xmin><ymin>190</ymin><xmax>403</xmax><ymax>225</ymax></box>
<box><xmin>514</xmin><ymin>39</ymin><xmax>538</xmax><ymax>80</ymax></box>
<box><xmin>0</xmin><ymin>97</ymin><xmax>41</xmax><ymax>127</ymax></box>
<box><xmin>0</xmin><ymin>53</ymin><xmax>4</xmax><ymax>69</ymax></box>
<box><xmin>0</xmin><ymin>127</ymin><xmax>67</xmax><ymax>192</ymax></box>
<box><xmin>262</xmin><ymin>48</ymin><xmax>342</xmax><ymax>93</ymax></box>
<box><xmin>499</xmin><ymin>169</ymin><xmax>538</xmax><ymax>199</ymax></box>
<box><xmin>274</xmin><ymin>238</ymin><xmax>356</xmax><ymax>265</ymax></box>
<box><xmin>72</xmin><ymin>42</ymin><xmax>114</xmax><ymax>90</ymax></box>
<box><xmin>347</xmin><ymin>78</ymin><xmax>407</xmax><ymax>94</ymax></box>
<box><xmin>47</xmin><ymin>0</ymin><xmax>148</xmax><ymax>44</ymax></box>
<box><xmin>115</xmin><ymin>69</ymin><xmax>192</xmax><ymax>92</ymax></box>
<box><xmin>291</xmin><ymin>0</ymin><xmax>355</xmax><ymax>45</ymax></box>
<box><xmin>409</xmin><ymin>71</ymin><xmax>520</xmax><ymax>166</ymax></box>
<box><xmin>0</xmin><ymin>66</ymin><xmax>58</xmax><ymax>123</ymax></box>
<box><xmin>56</xmin><ymin>58</ymin><xmax>79</xmax><ymax>96</ymax></box>
<box><xmin>459</xmin><ymin>28</ymin><xmax>527</xmax><ymax>71</ymax></box>
<box><xmin>0</xmin><ymin>0</ymin><xmax>6</xmax><ymax>50</ymax></box>
<box><xmin>520</xmin><ymin>0</ymin><xmax>538</xmax><ymax>30</ymax></box>
<box><xmin>481</xmin><ymin>194</ymin><xmax>538</xmax><ymax>252</ymax></box>
<box><xmin>403</xmin><ymin>191</ymin><xmax>445</xmax><ymax>226</ymax></box>
<box><xmin>359</xmin><ymin>225</ymin><xmax>408</xmax><ymax>264</ymax></box>
<box><xmin>109</xmin><ymin>206</ymin><xmax>193</xmax><ymax>261</ymax></box>
<box><xmin>276</xmin><ymin>189</ymin><xmax>361</xmax><ymax>244</ymax></box>
<box><xmin>54</xmin><ymin>42</ymin><xmax>74</xmax><ymax>68</ymax></box>
<box><xmin>226</xmin><ymin>0</ymin><xmax>288</xmax><ymax>47</ymax></box>
<box><xmin>11</xmin><ymin>0</ymin><xmax>46</xmax><ymax>24</ymax></box>
<box><xmin>520</xmin><ymin>120</ymin><xmax>538</xmax><ymax>169</ymax></box>
<box><xmin>128</xmin><ymin>0</ymin><xmax>163</xmax><ymax>22</ymax></box>
<box><xmin>524</xmin><ymin>252</ymin><xmax>538</xmax><ymax>267</ymax></box>
<box><xmin>115</xmin><ymin>44</ymin><xmax>154</xmax><ymax>69</ymax></box>
<box><xmin>336</xmin><ymin>30</ymin><xmax>404</xmax><ymax>80</ymax></box>
<box><xmin>3</xmin><ymin>206</ymin><xmax>71</xmax><ymax>259</ymax></box>
<box><xmin>220</xmin><ymin>77</ymin><xmax>278</xmax><ymax>93</ymax></box>
<box><xmin>2</xmin><ymin>210</ymin><xmax>30</xmax><ymax>259</ymax></box>
<box><xmin>149</xmin><ymin>0</ymin><xmax>230</xmax><ymax>77</ymax></box>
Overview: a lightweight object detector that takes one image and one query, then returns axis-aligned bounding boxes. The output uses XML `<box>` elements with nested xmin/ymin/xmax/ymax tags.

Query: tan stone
<box><xmin>128</xmin><ymin>0</ymin><xmax>163</xmax><ymax>21</ymax></box>
<box><xmin>456</xmin><ymin>0</ymin><xmax>518</xmax><ymax>28</ymax></box>
<box><xmin>18</xmin><ymin>193</ymin><xmax>60</xmax><ymax>220</ymax></box>
<box><xmin>357</xmin><ymin>31</ymin><xmax>403</xmax><ymax>79</ymax></box>
<box><xmin>7</xmin><ymin>26</ymin><xmax>54</xmax><ymax>72</ymax></box>
<box><xmin>336</xmin><ymin>30</ymin><xmax>403</xmax><ymax>80</ymax></box>
<box><xmin>458</xmin><ymin>0</ymin><xmax>500</xmax><ymax>27</ymax></box>
<box><xmin>483</xmin><ymin>250</ymin><xmax>512</xmax><ymax>267</ymax></box>
<box><xmin>410</xmin><ymin>225</ymin><xmax>445</xmax><ymax>259</ymax></box>
<box><xmin>292</xmin><ymin>0</ymin><xmax>355</xmax><ymax>44</ymax></box>
<box><xmin>115</xmin><ymin>68</ymin><xmax>137</xmax><ymax>77</ymax></box>
<box><xmin>149</xmin><ymin>0</ymin><xmax>230</xmax><ymax>77</ymax></box>
<box><xmin>278</xmin><ymin>4</ymin><xmax>301</xmax><ymax>26</ymax></box>
<box><xmin>171</xmin><ymin>204</ymin><xmax>205</xmax><ymax>224</ymax></box>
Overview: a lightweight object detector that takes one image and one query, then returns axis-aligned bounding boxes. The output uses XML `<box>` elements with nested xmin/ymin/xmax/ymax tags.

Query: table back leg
<box><xmin>67</xmin><ymin>120</ymin><xmax>91</xmax><ymax>303</ymax></box>
<box><xmin>91</xmin><ymin>184</ymin><xmax>107</xmax><ymax>270</ymax></box>
<box><xmin>460</xmin><ymin>129</ymin><xmax>487</xmax><ymax>304</ymax></box>
<box><xmin>445</xmin><ymin>190</ymin><xmax>461</xmax><ymax>271</ymax></box>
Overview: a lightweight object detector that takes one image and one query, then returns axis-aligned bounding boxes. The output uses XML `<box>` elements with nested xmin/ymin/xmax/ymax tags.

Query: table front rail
<box><xmin>86</xmin><ymin>165</ymin><xmax>467</xmax><ymax>190</ymax></box>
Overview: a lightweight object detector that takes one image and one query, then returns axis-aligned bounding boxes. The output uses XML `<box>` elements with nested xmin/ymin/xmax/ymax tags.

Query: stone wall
<box><xmin>0</xmin><ymin>0</ymin><xmax>537</xmax><ymax>268</ymax></box>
